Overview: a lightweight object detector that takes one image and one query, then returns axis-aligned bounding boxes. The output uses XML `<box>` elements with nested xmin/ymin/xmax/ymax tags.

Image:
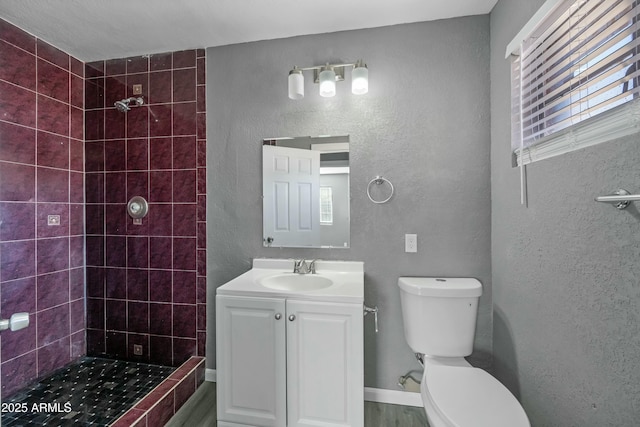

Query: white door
<box><xmin>216</xmin><ymin>295</ymin><xmax>287</xmax><ymax>427</ymax></box>
<box><xmin>286</xmin><ymin>300</ymin><xmax>364</xmax><ymax>427</ymax></box>
<box><xmin>263</xmin><ymin>145</ymin><xmax>321</xmax><ymax>247</ymax></box>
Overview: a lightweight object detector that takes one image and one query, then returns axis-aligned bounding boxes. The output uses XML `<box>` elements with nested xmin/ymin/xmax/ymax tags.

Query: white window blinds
<box><xmin>510</xmin><ymin>0</ymin><xmax>640</xmax><ymax>166</ymax></box>
<box><xmin>319</xmin><ymin>187</ymin><xmax>333</xmax><ymax>225</ymax></box>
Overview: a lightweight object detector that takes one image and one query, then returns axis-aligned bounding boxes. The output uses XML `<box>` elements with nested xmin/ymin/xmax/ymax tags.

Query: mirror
<box><xmin>262</xmin><ymin>135</ymin><xmax>350</xmax><ymax>248</ymax></box>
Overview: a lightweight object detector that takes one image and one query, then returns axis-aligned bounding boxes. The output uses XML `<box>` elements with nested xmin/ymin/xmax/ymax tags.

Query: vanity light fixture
<box><xmin>351</xmin><ymin>60</ymin><xmax>369</xmax><ymax>95</ymax></box>
<box><xmin>287</xmin><ymin>60</ymin><xmax>368</xmax><ymax>100</ymax></box>
<box><xmin>288</xmin><ymin>67</ymin><xmax>304</xmax><ymax>100</ymax></box>
<box><xmin>319</xmin><ymin>65</ymin><xmax>336</xmax><ymax>98</ymax></box>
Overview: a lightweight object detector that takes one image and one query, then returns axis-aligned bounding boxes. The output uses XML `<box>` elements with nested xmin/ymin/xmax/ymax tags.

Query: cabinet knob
<box><xmin>275</xmin><ymin>313</ymin><xmax>282</xmax><ymax>320</ymax></box>
<box><xmin>288</xmin><ymin>314</ymin><xmax>296</xmax><ymax>321</ymax></box>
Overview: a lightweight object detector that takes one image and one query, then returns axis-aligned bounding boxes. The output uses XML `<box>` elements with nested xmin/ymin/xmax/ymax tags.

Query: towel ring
<box><xmin>367</xmin><ymin>176</ymin><xmax>394</xmax><ymax>204</ymax></box>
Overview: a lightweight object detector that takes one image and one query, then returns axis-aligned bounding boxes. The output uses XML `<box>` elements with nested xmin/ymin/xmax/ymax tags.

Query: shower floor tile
<box><xmin>1</xmin><ymin>356</ymin><xmax>175</xmax><ymax>427</ymax></box>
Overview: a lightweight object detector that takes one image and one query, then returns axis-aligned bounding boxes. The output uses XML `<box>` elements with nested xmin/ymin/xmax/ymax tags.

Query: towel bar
<box><xmin>594</xmin><ymin>189</ymin><xmax>640</xmax><ymax>210</ymax></box>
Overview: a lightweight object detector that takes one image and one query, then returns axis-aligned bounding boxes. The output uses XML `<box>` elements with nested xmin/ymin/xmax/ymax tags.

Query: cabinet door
<box><xmin>216</xmin><ymin>295</ymin><xmax>287</xmax><ymax>427</ymax></box>
<box><xmin>286</xmin><ymin>300</ymin><xmax>364</xmax><ymax>427</ymax></box>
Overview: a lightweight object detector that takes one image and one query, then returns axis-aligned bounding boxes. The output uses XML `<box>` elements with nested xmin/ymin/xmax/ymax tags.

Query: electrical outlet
<box><xmin>133</xmin><ymin>344</ymin><xmax>143</xmax><ymax>356</ymax></box>
<box><xmin>405</xmin><ymin>234</ymin><xmax>417</xmax><ymax>253</ymax></box>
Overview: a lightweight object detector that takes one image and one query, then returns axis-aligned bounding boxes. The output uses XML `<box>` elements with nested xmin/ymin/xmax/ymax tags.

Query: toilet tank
<box><xmin>398</xmin><ymin>277</ymin><xmax>482</xmax><ymax>357</ymax></box>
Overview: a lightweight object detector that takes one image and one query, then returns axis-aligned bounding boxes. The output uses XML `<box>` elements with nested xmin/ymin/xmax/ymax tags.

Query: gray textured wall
<box><xmin>491</xmin><ymin>1</ymin><xmax>640</xmax><ymax>425</ymax></box>
<box><xmin>206</xmin><ymin>16</ymin><xmax>491</xmax><ymax>390</ymax></box>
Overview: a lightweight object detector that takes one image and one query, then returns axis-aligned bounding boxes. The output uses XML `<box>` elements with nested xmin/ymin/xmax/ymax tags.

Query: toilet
<box><xmin>398</xmin><ymin>277</ymin><xmax>530</xmax><ymax>427</ymax></box>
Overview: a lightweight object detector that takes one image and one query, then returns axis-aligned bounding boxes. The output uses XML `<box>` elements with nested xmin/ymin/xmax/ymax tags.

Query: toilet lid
<box><xmin>424</xmin><ymin>366</ymin><xmax>530</xmax><ymax>427</ymax></box>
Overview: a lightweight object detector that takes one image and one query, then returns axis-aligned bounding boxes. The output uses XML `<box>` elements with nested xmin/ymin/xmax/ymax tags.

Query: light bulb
<box><xmin>352</xmin><ymin>62</ymin><xmax>368</xmax><ymax>95</ymax></box>
<box><xmin>288</xmin><ymin>68</ymin><xmax>304</xmax><ymax>100</ymax></box>
<box><xmin>319</xmin><ymin>66</ymin><xmax>336</xmax><ymax>97</ymax></box>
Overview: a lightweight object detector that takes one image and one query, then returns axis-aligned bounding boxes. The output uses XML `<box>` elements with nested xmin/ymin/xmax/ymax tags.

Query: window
<box><xmin>319</xmin><ymin>187</ymin><xmax>333</xmax><ymax>225</ymax></box>
<box><xmin>508</xmin><ymin>0</ymin><xmax>640</xmax><ymax>166</ymax></box>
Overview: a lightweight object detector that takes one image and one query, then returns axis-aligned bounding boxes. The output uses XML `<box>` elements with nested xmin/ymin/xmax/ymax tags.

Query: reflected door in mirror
<box><xmin>263</xmin><ymin>145</ymin><xmax>321</xmax><ymax>247</ymax></box>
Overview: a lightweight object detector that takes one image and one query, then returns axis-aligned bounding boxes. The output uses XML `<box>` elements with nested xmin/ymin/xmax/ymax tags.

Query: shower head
<box><xmin>114</xmin><ymin>97</ymin><xmax>144</xmax><ymax>113</ymax></box>
<box><xmin>114</xmin><ymin>99</ymin><xmax>130</xmax><ymax>112</ymax></box>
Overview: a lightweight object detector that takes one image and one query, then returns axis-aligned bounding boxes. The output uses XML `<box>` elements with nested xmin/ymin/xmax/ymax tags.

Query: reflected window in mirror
<box><xmin>320</xmin><ymin>187</ymin><xmax>333</xmax><ymax>225</ymax></box>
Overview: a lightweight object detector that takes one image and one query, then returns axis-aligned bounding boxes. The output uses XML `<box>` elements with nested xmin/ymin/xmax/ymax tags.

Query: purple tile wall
<box><xmin>84</xmin><ymin>50</ymin><xmax>206</xmax><ymax>367</ymax></box>
<box><xmin>0</xmin><ymin>19</ymin><xmax>85</xmax><ymax>398</ymax></box>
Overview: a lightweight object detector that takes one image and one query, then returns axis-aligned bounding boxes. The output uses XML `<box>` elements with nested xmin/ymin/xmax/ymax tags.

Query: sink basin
<box><xmin>259</xmin><ymin>274</ymin><xmax>333</xmax><ymax>291</ymax></box>
<box><xmin>217</xmin><ymin>259</ymin><xmax>363</xmax><ymax>303</ymax></box>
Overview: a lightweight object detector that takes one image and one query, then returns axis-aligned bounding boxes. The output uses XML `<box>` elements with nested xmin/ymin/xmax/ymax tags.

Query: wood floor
<box><xmin>166</xmin><ymin>381</ymin><xmax>428</xmax><ymax>427</ymax></box>
<box><xmin>363</xmin><ymin>399</ymin><xmax>428</xmax><ymax>426</ymax></box>
<box><xmin>165</xmin><ymin>381</ymin><xmax>218</xmax><ymax>427</ymax></box>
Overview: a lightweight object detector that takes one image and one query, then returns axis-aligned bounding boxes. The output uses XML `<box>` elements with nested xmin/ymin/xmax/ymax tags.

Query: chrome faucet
<box><xmin>293</xmin><ymin>259</ymin><xmax>317</xmax><ymax>274</ymax></box>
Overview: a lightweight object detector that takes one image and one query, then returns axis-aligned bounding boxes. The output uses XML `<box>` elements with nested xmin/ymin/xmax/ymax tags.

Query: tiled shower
<box><xmin>0</xmin><ymin>19</ymin><xmax>85</xmax><ymax>397</ymax></box>
<box><xmin>0</xmin><ymin>17</ymin><xmax>206</xmax><ymax>398</ymax></box>
<box><xmin>83</xmin><ymin>49</ymin><xmax>207</xmax><ymax>367</ymax></box>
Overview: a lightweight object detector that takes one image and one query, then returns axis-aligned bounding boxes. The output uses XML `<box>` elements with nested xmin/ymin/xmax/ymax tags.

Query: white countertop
<box><xmin>216</xmin><ymin>258</ymin><xmax>364</xmax><ymax>304</ymax></box>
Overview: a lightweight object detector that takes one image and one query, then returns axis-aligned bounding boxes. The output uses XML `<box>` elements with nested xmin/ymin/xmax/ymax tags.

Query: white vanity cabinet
<box><xmin>216</xmin><ymin>294</ymin><xmax>364</xmax><ymax>427</ymax></box>
<box><xmin>216</xmin><ymin>295</ymin><xmax>286</xmax><ymax>427</ymax></box>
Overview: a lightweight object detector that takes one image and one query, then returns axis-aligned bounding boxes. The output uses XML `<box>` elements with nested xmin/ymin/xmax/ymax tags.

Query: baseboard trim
<box><xmin>364</xmin><ymin>387</ymin><xmax>423</xmax><ymax>407</ymax></box>
<box><xmin>204</xmin><ymin>371</ymin><xmax>421</xmax><ymax>408</ymax></box>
